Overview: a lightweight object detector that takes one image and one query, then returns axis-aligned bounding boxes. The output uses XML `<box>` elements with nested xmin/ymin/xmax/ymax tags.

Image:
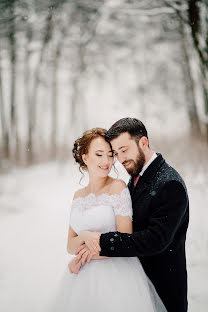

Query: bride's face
<box><xmin>82</xmin><ymin>137</ymin><xmax>114</xmax><ymax>177</ymax></box>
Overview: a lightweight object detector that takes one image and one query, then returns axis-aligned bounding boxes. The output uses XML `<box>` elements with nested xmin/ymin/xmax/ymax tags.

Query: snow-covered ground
<box><xmin>0</xmin><ymin>161</ymin><xmax>207</xmax><ymax>311</ymax></box>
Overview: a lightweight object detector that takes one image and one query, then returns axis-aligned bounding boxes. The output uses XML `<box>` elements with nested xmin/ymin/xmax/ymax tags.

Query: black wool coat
<box><xmin>100</xmin><ymin>154</ymin><xmax>189</xmax><ymax>312</ymax></box>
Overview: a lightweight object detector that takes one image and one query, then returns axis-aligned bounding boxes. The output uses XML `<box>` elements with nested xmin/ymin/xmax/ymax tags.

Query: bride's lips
<box><xmin>99</xmin><ymin>166</ymin><xmax>109</xmax><ymax>171</ymax></box>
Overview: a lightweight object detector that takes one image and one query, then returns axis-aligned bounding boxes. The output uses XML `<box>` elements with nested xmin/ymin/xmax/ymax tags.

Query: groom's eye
<box><xmin>96</xmin><ymin>154</ymin><xmax>102</xmax><ymax>157</ymax></box>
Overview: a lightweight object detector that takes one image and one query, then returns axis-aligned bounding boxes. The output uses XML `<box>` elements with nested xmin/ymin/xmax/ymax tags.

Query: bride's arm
<box><xmin>86</xmin><ymin>215</ymin><xmax>132</xmax><ymax>257</ymax></box>
<box><xmin>75</xmin><ymin>181</ymin><xmax>133</xmax><ymax>264</ymax></box>
<box><xmin>67</xmin><ymin>225</ymin><xmax>84</xmax><ymax>255</ymax></box>
<box><xmin>67</xmin><ymin>229</ymin><xmax>102</xmax><ymax>273</ymax></box>
<box><xmin>67</xmin><ymin>226</ymin><xmax>101</xmax><ymax>255</ymax></box>
<box><xmin>74</xmin><ymin>213</ymin><xmax>132</xmax><ymax>265</ymax></box>
<box><xmin>67</xmin><ymin>190</ymin><xmax>101</xmax><ymax>255</ymax></box>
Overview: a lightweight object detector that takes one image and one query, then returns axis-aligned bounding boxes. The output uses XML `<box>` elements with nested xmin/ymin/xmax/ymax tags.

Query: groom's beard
<box><xmin>123</xmin><ymin>148</ymin><xmax>145</xmax><ymax>177</ymax></box>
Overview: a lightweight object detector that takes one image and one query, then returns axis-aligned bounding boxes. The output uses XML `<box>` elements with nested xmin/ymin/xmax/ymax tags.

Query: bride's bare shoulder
<box><xmin>73</xmin><ymin>188</ymin><xmax>86</xmax><ymax>199</ymax></box>
<box><xmin>110</xmin><ymin>178</ymin><xmax>127</xmax><ymax>195</ymax></box>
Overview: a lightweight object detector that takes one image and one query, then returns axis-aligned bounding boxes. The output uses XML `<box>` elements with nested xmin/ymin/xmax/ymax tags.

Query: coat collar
<box><xmin>128</xmin><ymin>153</ymin><xmax>165</xmax><ymax>201</ymax></box>
<box><xmin>138</xmin><ymin>153</ymin><xmax>165</xmax><ymax>183</ymax></box>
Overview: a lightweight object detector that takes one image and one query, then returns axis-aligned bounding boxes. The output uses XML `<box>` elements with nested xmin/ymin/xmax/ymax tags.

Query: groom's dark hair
<box><xmin>106</xmin><ymin>117</ymin><xmax>149</xmax><ymax>145</ymax></box>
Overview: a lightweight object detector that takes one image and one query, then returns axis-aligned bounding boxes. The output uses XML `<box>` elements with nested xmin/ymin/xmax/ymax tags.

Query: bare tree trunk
<box><xmin>66</xmin><ymin>58</ymin><xmax>86</xmax><ymax>151</ymax></box>
<box><xmin>24</xmin><ymin>25</ymin><xmax>33</xmax><ymax>164</ymax></box>
<box><xmin>8</xmin><ymin>3</ymin><xmax>19</xmax><ymax>162</ymax></box>
<box><xmin>71</xmin><ymin>43</ymin><xmax>88</xmax><ymax>129</ymax></box>
<box><xmin>50</xmin><ymin>46</ymin><xmax>60</xmax><ymax>158</ymax></box>
<box><xmin>66</xmin><ymin>3</ymin><xmax>103</xmax><ymax>143</ymax></box>
<box><xmin>0</xmin><ymin>43</ymin><xmax>9</xmax><ymax>161</ymax></box>
<box><xmin>70</xmin><ymin>74</ymin><xmax>80</xmax><ymax>127</ymax></box>
<box><xmin>188</xmin><ymin>0</ymin><xmax>208</xmax><ymax>138</ymax></box>
<box><xmin>179</xmin><ymin>16</ymin><xmax>201</xmax><ymax>136</ymax></box>
<box><xmin>50</xmin><ymin>23</ymin><xmax>67</xmax><ymax>160</ymax></box>
<box><xmin>27</xmin><ymin>10</ymin><xmax>53</xmax><ymax>163</ymax></box>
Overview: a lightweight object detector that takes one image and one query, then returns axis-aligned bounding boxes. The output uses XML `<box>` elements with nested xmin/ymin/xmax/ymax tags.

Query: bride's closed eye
<box><xmin>95</xmin><ymin>153</ymin><xmax>114</xmax><ymax>158</ymax></box>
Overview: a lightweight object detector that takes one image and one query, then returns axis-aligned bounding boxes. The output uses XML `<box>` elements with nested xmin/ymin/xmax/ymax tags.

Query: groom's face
<box><xmin>111</xmin><ymin>132</ymin><xmax>146</xmax><ymax>176</ymax></box>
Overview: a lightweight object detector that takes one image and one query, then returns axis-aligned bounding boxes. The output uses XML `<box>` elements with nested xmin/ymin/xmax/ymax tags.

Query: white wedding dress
<box><xmin>49</xmin><ymin>188</ymin><xmax>167</xmax><ymax>312</ymax></box>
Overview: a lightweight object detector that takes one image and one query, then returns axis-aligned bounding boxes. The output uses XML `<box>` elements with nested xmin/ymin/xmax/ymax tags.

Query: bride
<box><xmin>49</xmin><ymin>128</ymin><xmax>167</xmax><ymax>312</ymax></box>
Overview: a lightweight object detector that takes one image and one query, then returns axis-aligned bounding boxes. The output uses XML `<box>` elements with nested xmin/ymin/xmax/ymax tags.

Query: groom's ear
<box><xmin>139</xmin><ymin>136</ymin><xmax>148</xmax><ymax>149</ymax></box>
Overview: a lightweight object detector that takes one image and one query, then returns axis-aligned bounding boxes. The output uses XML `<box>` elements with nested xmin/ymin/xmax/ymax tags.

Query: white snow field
<box><xmin>0</xmin><ymin>161</ymin><xmax>207</xmax><ymax>312</ymax></box>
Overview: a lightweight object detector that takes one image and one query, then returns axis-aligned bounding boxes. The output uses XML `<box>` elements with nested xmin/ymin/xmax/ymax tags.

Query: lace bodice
<box><xmin>69</xmin><ymin>187</ymin><xmax>132</xmax><ymax>234</ymax></box>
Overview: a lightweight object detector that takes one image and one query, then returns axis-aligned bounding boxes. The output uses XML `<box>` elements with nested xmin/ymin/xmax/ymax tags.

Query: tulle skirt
<box><xmin>47</xmin><ymin>257</ymin><xmax>167</xmax><ymax>312</ymax></box>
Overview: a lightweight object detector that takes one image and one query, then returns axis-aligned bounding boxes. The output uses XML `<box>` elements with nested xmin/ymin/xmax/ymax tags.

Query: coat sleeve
<box><xmin>100</xmin><ymin>180</ymin><xmax>188</xmax><ymax>257</ymax></box>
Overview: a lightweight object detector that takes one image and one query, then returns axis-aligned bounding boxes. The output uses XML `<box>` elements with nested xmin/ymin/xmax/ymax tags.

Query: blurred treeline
<box><xmin>0</xmin><ymin>0</ymin><xmax>208</xmax><ymax>167</ymax></box>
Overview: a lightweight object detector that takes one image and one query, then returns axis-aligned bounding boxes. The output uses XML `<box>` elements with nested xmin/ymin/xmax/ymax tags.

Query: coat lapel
<box><xmin>131</xmin><ymin>153</ymin><xmax>165</xmax><ymax>204</ymax></box>
<box><xmin>131</xmin><ymin>177</ymin><xmax>148</xmax><ymax>204</ymax></box>
<box><xmin>127</xmin><ymin>176</ymin><xmax>134</xmax><ymax>194</ymax></box>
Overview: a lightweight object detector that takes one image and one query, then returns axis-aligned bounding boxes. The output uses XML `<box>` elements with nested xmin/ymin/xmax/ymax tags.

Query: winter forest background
<box><xmin>0</xmin><ymin>0</ymin><xmax>208</xmax><ymax>311</ymax></box>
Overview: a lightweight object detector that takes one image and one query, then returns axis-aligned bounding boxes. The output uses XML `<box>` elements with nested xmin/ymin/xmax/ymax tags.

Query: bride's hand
<box><xmin>68</xmin><ymin>257</ymin><xmax>82</xmax><ymax>274</ymax></box>
<box><xmin>80</xmin><ymin>231</ymin><xmax>101</xmax><ymax>253</ymax></box>
<box><xmin>75</xmin><ymin>245</ymin><xmax>97</xmax><ymax>265</ymax></box>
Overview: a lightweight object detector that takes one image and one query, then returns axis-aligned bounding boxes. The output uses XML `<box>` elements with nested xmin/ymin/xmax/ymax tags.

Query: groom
<box><xmin>76</xmin><ymin>117</ymin><xmax>189</xmax><ymax>312</ymax></box>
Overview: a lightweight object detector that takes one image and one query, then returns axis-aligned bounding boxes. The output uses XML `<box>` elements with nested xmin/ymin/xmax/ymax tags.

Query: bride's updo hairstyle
<box><xmin>72</xmin><ymin>128</ymin><xmax>110</xmax><ymax>172</ymax></box>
